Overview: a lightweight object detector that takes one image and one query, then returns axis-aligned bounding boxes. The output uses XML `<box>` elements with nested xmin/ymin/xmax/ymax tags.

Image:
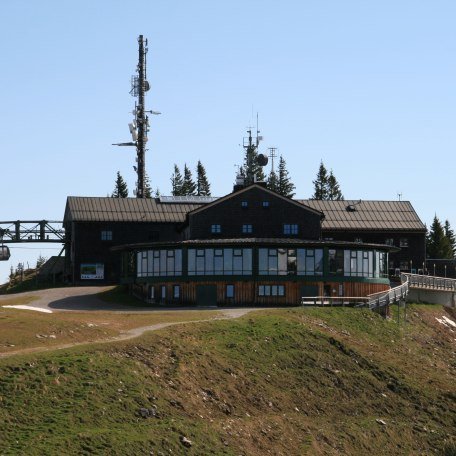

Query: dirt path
<box><xmin>0</xmin><ymin>308</ymin><xmax>256</xmax><ymax>359</ymax></box>
<box><xmin>0</xmin><ymin>287</ymin><xmax>263</xmax><ymax>359</ymax></box>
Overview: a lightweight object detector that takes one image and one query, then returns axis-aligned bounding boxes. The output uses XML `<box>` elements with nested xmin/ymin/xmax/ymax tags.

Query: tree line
<box><xmin>111</xmin><ymin>157</ymin><xmax>344</xmax><ymax>201</ymax></box>
<box><xmin>427</xmin><ymin>216</ymin><xmax>456</xmax><ymax>259</ymax></box>
<box><xmin>109</xmin><ymin>158</ymin><xmax>456</xmax><ymax>261</ymax></box>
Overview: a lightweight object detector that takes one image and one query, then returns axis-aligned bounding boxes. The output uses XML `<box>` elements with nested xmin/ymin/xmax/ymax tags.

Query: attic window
<box><xmin>283</xmin><ymin>224</ymin><xmax>298</xmax><ymax>235</ymax></box>
<box><xmin>101</xmin><ymin>230</ymin><xmax>112</xmax><ymax>241</ymax></box>
<box><xmin>241</xmin><ymin>201</ymin><xmax>248</xmax><ymax>208</ymax></box>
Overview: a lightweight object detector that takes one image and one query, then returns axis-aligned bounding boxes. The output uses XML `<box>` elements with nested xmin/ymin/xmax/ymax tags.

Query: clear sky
<box><xmin>1</xmin><ymin>1</ymin><xmax>455</xmax><ymax>283</ymax></box>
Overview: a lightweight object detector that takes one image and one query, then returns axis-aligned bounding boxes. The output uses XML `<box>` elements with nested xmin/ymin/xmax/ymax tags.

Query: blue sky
<box><xmin>1</xmin><ymin>1</ymin><xmax>455</xmax><ymax>282</ymax></box>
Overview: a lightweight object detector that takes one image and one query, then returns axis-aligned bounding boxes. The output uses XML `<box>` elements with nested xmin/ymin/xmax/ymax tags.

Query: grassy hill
<box><xmin>0</xmin><ymin>304</ymin><xmax>455</xmax><ymax>455</ymax></box>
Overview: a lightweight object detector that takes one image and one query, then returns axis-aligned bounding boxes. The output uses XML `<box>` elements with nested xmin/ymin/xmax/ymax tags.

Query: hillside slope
<box><xmin>0</xmin><ymin>305</ymin><xmax>455</xmax><ymax>455</ymax></box>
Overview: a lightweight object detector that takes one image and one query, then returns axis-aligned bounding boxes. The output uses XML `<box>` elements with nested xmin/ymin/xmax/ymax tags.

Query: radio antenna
<box><xmin>113</xmin><ymin>35</ymin><xmax>161</xmax><ymax>198</ymax></box>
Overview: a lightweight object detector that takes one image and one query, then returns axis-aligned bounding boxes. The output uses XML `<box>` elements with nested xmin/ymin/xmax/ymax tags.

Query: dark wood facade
<box><xmin>63</xmin><ymin>186</ymin><xmax>426</xmax><ymax>294</ymax></box>
<box><xmin>65</xmin><ymin>221</ymin><xmax>182</xmax><ymax>283</ymax></box>
<box><xmin>133</xmin><ymin>279</ymin><xmax>390</xmax><ymax>307</ymax></box>
<box><xmin>321</xmin><ymin>230</ymin><xmax>426</xmax><ymax>275</ymax></box>
<box><xmin>187</xmin><ymin>185</ymin><xmax>322</xmax><ymax>240</ymax></box>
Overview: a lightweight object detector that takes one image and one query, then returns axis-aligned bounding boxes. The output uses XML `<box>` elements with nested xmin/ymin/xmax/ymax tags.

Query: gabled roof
<box><xmin>298</xmin><ymin>199</ymin><xmax>426</xmax><ymax>231</ymax></box>
<box><xmin>64</xmin><ymin>196</ymin><xmax>204</xmax><ymax>223</ymax></box>
<box><xmin>187</xmin><ymin>184</ymin><xmax>324</xmax><ymax>217</ymax></box>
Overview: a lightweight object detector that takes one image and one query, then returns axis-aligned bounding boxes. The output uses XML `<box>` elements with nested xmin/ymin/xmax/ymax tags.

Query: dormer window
<box><xmin>211</xmin><ymin>224</ymin><xmax>221</xmax><ymax>234</ymax></box>
<box><xmin>283</xmin><ymin>224</ymin><xmax>298</xmax><ymax>235</ymax></box>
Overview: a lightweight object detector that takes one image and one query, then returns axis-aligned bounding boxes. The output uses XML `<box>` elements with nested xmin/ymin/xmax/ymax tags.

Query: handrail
<box><xmin>363</xmin><ymin>276</ymin><xmax>409</xmax><ymax>309</ymax></box>
<box><xmin>402</xmin><ymin>273</ymin><xmax>456</xmax><ymax>291</ymax></box>
<box><xmin>301</xmin><ymin>296</ymin><xmax>369</xmax><ymax>307</ymax></box>
<box><xmin>301</xmin><ymin>272</ymin><xmax>456</xmax><ymax>310</ymax></box>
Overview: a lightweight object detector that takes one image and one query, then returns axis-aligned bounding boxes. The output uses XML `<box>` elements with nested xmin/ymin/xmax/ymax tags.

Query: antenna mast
<box><xmin>242</xmin><ymin>114</ymin><xmax>263</xmax><ymax>186</ymax></box>
<box><xmin>268</xmin><ymin>147</ymin><xmax>277</xmax><ymax>173</ymax></box>
<box><xmin>134</xmin><ymin>35</ymin><xmax>148</xmax><ymax>198</ymax></box>
<box><xmin>112</xmin><ymin>35</ymin><xmax>161</xmax><ymax>198</ymax></box>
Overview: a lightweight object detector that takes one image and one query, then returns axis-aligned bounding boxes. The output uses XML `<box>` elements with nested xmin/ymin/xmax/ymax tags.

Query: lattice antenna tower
<box><xmin>242</xmin><ymin>113</ymin><xmax>264</xmax><ymax>185</ymax></box>
<box><xmin>113</xmin><ymin>35</ymin><xmax>161</xmax><ymax>198</ymax></box>
<box><xmin>268</xmin><ymin>147</ymin><xmax>277</xmax><ymax>173</ymax></box>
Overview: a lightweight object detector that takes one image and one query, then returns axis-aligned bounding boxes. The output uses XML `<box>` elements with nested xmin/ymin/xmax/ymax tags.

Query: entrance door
<box><xmin>300</xmin><ymin>285</ymin><xmax>319</xmax><ymax>298</ymax></box>
<box><xmin>196</xmin><ymin>285</ymin><xmax>217</xmax><ymax>307</ymax></box>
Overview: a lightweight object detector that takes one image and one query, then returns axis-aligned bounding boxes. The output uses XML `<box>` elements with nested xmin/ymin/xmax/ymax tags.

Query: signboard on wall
<box><xmin>80</xmin><ymin>263</ymin><xmax>104</xmax><ymax>280</ymax></box>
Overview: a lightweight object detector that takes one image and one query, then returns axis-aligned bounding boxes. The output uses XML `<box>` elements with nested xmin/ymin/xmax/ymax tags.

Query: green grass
<box><xmin>0</xmin><ymin>304</ymin><xmax>455</xmax><ymax>455</ymax></box>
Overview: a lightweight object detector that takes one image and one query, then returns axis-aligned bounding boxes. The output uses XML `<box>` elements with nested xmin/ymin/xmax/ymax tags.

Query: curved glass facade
<box><xmin>259</xmin><ymin>248</ymin><xmax>324</xmax><ymax>276</ymax></box>
<box><xmin>133</xmin><ymin>246</ymin><xmax>388</xmax><ymax>280</ymax></box>
<box><xmin>188</xmin><ymin>248</ymin><xmax>252</xmax><ymax>276</ymax></box>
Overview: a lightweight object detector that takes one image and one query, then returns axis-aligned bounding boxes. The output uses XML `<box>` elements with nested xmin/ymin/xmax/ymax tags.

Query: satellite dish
<box><xmin>257</xmin><ymin>153</ymin><xmax>269</xmax><ymax>167</ymax></box>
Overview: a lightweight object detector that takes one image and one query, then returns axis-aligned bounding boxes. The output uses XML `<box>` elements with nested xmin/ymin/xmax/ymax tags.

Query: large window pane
<box><xmin>329</xmin><ymin>249</ymin><xmax>344</xmax><ymax>275</ymax></box>
<box><xmin>287</xmin><ymin>249</ymin><xmax>297</xmax><ymax>275</ymax></box>
<box><xmin>205</xmin><ymin>249</ymin><xmax>214</xmax><ymax>275</ymax></box>
<box><xmin>243</xmin><ymin>249</ymin><xmax>252</xmax><ymax>275</ymax></box>
<box><xmin>315</xmin><ymin>250</ymin><xmax>323</xmax><ymax>275</ymax></box>
<box><xmin>223</xmin><ymin>249</ymin><xmax>233</xmax><ymax>275</ymax></box>
<box><xmin>214</xmin><ymin>255</ymin><xmax>223</xmax><ymax>274</ymax></box>
<box><xmin>278</xmin><ymin>249</ymin><xmax>287</xmax><ymax>275</ymax></box>
<box><xmin>259</xmin><ymin>249</ymin><xmax>268</xmax><ymax>275</ymax></box>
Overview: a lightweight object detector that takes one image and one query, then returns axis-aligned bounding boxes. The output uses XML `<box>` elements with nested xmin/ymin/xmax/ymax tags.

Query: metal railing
<box><xmin>364</xmin><ymin>277</ymin><xmax>409</xmax><ymax>309</ymax></box>
<box><xmin>301</xmin><ymin>296</ymin><xmax>369</xmax><ymax>307</ymax></box>
<box><xmin>402</xmin><ymin>273</ymin><xmax>456</xmax><ymax>291</ymax></box>
<box><xmin>301</xmin><ymin>277</ymin><xmax>410</xmax><ymax>310</ymax></box>
<box><xmin>300</xmin><ymin>272</ymin><xmax>456</xmax><ymax>310</ymax></box>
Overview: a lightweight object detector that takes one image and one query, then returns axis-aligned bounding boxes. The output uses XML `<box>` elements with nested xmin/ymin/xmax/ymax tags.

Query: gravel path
<box><xmin>0</xmin><ymin>287</ymin><xmax>265</xmax><ymax>358</ymax></box>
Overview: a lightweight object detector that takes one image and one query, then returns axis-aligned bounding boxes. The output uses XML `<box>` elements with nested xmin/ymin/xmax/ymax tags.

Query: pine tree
<box><xmin>154</xmin><ymin>187</ymin><xmax>161</xmax><ymax>198</ymax></box>
<box><xmin>243</xmin><ymin>135</ymin><xmax>266</xmax><ymax>185</ymax></box>
<box><xmin>327</xmin><ymin>170</ymin><xmax>344</xmax><ymax>200</ymax></box>
<box><xmin>276</xmin><ymin>156</ymin><xmax>295</xmax><ymax>198</ymax></box>
<box><xmin>312</xmin><ymin>161</ymin><xmax>329</xmax><ymax>200</ymax></box>
<box><xmin>170</xmin><ymin>165</ymin><xmax>184</xmax><ymax>196</ymax></box>
<box><xmin>267</xmin><ymin>169</ymin><xmax>278</xmax><ymax>193</ymax></box>
<box><xmin>144</xmin><ymin>172</ymin><xmax>152</xmax><ymax>198</ymax></box>
<box><xmin>36</xmin><ymin>255</ymin><xmax>47</xmax><ymax>269</ymax></box>
<box><xmin>444</xmin><ymin>220</ymin><xmax>456</xmax><ymax>257</ymax></box>
<box><xmin>196</xmin><ymin>160</ymin><xmax>211</xmax><ymax>196</ymax></box>
<box><xmin>111</xmin><ymin>171</ymin><xmax>129</xmax><ymax>198</ymax></box>
<box><xmin>181</xmin><ymin>164</ymin><xmax>196</xmax><ymax>195</ymax></box>
<box><xmin>427</xmin><ymin>216</ymin><xmax>453</xmax><ymax>259</ymax></box>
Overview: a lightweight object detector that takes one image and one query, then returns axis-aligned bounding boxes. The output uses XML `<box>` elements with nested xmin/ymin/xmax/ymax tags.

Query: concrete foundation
<box><xmin>407</xmin><ymin>288</ymin><xmax>456</xmax><ymax>307</ymax></box>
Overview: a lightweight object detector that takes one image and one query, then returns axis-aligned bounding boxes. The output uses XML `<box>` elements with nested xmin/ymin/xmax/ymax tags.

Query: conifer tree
<box><xmin>276</xmin><ymin>155</ymin><xmax>295</xmax><ymax>198</ymax></box>
<box><xmin>312</xmin><ymin>161</ymin><xmax>329</xmax><ymax>200</ymax></box>
<box><xmin>327</xmin><ymin>170</ymin><xmax>344</xmax><ymax>200</ymax></box>
<box><xmin>111</xmin><ymin>171</ymin><xmax>129</xmax><ymax>198</ymax></box>
<box><xmin>267</xmin><ymin>169</ymin><xmax>278</xmax><ymax>193</ymax></box>
<box><xmin>243</xmin><ymin>137</ymin><xmax>266</xmax><ymax>185</ymax></box>
<box><xmin>196</xmin><ymin>160</ymin><xmax>211</xmax><ymax>196</ymax></box>
<box><xmin>170</xmin><ymin>165</ymin><xmax>184</xmax><ymax>196</ymax></box>
<box><xmin>444</xmin><ymin>220</ymin><xmax>456</xmax><ymax>257</ymax></box>
<box><xmin>181</xmin><ymin>164</ymin><xmax>196</xmax><ymax>195</ymax></box>
<box><xmin>144</xmin><ymin>172</ymin><xmax>152</xmax><ymax>198</ymax></box>
<box><xmin>427</xmin><ymin>216</ymin><xmax>453</xmax><ymax>259</ymax></box>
